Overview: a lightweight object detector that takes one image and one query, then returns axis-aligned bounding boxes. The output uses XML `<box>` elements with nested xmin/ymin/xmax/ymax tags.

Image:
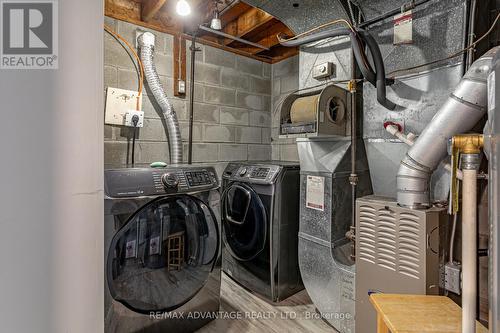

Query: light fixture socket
<box><xmin>210</xmin><ymin>10</ymin><xmax>221</xmax><ymax>30</ymax></box>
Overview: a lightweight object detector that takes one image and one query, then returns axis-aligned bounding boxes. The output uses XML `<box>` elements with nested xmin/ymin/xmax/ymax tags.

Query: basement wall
<box><xmin>271</xmin><ymin>55</ymin><xmax>300</xmax><ymax>162</ymax></box>
<box><xmin>104</xmin><ymin>17</ymin><xmax>272</xmax><ymax>175</ymax></box>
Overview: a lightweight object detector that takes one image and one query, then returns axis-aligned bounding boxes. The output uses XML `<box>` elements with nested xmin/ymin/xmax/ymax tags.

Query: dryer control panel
<box><xmin>105</xmin><ymin>167</ymin><xmax>219</xmax><ymax>198</ymax></box>
<box><xmin>223</xmin><ymin>163</ymin><xmax>283</xmax><ymax>184</ymax></box>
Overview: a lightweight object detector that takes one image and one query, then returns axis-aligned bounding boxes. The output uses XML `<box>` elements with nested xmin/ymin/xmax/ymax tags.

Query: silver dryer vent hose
<box><xmin>138</xmin><ymin>32</ymin><xmax>183</xmax><ymax>165</ymax></box>
<box><xmin>397</xmin><ymin>46</ymin><xmax>500</xmax><ymax>208</ymax></box>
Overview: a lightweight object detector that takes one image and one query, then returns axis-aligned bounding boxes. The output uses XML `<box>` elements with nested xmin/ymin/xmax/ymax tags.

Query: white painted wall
<box><xmin>0</xmin><ymin>1</ymin><xmax>104</xmax><ymax>332</ymax></box>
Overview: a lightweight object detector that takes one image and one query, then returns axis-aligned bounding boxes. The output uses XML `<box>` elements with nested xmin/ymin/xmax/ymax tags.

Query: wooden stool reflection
<box><xmin>166</xmin><ymin>231</ymin><xmax>185</xmax><ymax>271</ymax></box>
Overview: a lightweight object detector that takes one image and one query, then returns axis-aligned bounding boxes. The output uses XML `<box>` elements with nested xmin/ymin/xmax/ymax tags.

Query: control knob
<box><xmin>161</xmin><ymin>172</ymin><xmax>179</xmax><ymax>188</ymax></box>
<box><xmin>239</xmin><ymin>167</ymin><xmax>248</xmax><ymax>176</ymax></box>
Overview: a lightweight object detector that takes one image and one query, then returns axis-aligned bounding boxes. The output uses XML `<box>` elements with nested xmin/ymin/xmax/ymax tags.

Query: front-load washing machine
<box><xmin>221</xmin><ymin>161</ymin><xmax>303</xmax><ymax>302</ymax></box>
<box><xmin>104</xmin><ymin>166</ymin><xmax>221</xmax><ymax>332</ymax></box>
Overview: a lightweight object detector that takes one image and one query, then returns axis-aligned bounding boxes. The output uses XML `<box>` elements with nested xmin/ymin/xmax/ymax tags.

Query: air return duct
<box><xmin>138</xmin><ymin>32</ymin><xmax>183</xmax><ymax>164</ymax></box>
<box><xmin>397</xmin><ymin>46</ymin><xmax>500</xmax><ymax>208</ymax></box>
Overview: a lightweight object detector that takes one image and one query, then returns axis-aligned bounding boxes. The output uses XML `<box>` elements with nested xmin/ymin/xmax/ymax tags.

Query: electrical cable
<box><xmin>359</xmin><ymin>0</ymin><xmax>430</xmax><ymax>28</ymax></box>
<box><xmin>104</xmin><ymin>24</ymin><xmax>145</xmax><ymax>110</ymax></box>
<box><xmin>277</xmin><ymin>19</ymin><xmax>355</xmax><ymax>44</ymax></box>
<box><xmin>347</xmin><ymin>0</ymin><xmax>356</xmax><ymax>26</ymax></box>
<box><xmin>388</xmin><ymin>12</ymin><xmax>500</xmax><ymax>77</ymax></box>
<box><xmin>131</xmin><ymin>115</ymin><xmax>139</xmax><ymax>167</ymax></box>
<box><xmin>132</xmin><ymin>127</ymin><xmax>137</xmax><ymax>167</ymax></box>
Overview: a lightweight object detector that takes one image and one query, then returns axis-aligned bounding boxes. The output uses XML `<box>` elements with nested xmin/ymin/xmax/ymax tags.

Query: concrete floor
<box><xmin>197</xmin><ymin>273</ymin><xmax>335</xmax><ymax>333</ymax></box>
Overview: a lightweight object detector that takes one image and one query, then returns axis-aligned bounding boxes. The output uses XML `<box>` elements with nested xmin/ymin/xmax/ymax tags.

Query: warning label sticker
<box><xmin>306</xmin><ymin>175</ymin><xmax>325</xmax><ymax>211</ymax></box>
<box><xmin>394</xmin><ymin>10</ymin><xmax>413</xmax><ymax>45</ymax></box>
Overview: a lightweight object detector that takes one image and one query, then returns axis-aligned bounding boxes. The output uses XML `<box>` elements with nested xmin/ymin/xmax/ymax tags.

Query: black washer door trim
<box><xmin>222</xmin><ymin>183</ymin><xmax>267</xmax><ymax>261</ymax></box>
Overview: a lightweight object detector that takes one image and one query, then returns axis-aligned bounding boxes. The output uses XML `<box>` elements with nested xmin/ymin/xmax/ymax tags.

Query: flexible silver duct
<box><xmin>397</xmin><ymin>46</ymin><xmax>500</xmax><ymax>208</ymax></box>
<box><xmin>138</xmin><ymin>32</ymin><xmax>183</xmax><ymax>164</ymax></box>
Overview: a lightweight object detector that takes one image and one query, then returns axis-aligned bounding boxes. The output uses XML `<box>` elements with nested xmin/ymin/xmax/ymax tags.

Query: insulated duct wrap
<box><xmin>138</xmin><ymin>32</ymin><xmax>183</xmax><ymax>164</ymax></box>
<box><xmin>397</xmin><ymin>46</ymin><xmax>500</xmax><ymax>208</ymax></box>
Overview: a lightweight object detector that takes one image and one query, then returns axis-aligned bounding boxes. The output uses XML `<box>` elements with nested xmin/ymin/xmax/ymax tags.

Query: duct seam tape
<box><xmin>488</xmin><ymin>71</ymin><xmax>495</xmax><ymax>111</ymax></box>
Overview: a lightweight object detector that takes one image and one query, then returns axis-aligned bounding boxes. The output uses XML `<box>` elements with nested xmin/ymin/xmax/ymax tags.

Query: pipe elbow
<box><xmin>396</xmin><ymin>155</ymin><xmax>432</xmax><ymax>208</ymax></box>
<box><xmin>395</xmin><ymin>46</ymin><xmax>500</xmax><ymax>208</ymax></box>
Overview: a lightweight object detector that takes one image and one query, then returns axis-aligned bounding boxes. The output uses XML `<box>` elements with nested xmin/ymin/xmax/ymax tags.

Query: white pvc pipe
<box><xmin>385</xmin><ymin>124</ymin><xmax>415</xmax><ymax>146</ymax></box>
<box><xmin>462</xmin><ymin>168</ymin><xmax>478</xmax><ymax>333</ymax></box>
<box><xmin>385</xmin><ymin>125</ymin><xmax>464</xmax><ymax>179</ymax></box>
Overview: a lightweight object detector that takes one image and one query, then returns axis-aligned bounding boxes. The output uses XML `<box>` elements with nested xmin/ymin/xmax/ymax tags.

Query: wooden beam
<box><xmin>105</xmin><ymin>0</ymin><xmax>280</xmax><ymax>63</ymax></box>
<box><xmin>267</xmin><ymin>46</ymin><xmax>299</xmax><ymax>63</ymax></box>
<box><xmin>106</xmin><ymin>0</ymin><xmax>180</xmax><ymax>34</ymax></box>
<box><xmin>227</xmin><ymin>19</ymin><xmax>286</xmax><ymax>53</ymax></box>
<box><xmin>222</xmin><ymin>7</ymin><xmax>273</xmax><ymax>45</ymax></box>
<box><xmin>220</xmin><ymin>2</ymin><xmax>251</xmax><ymax>26</ymax></box>
<box><xmin>141</xmin><ymin>0</ymin><xmax>167</xmax><ymax>22</ymax></box>
<box><xmin>173</xmin><ymin>34</ymin><xmax>187</xmax><ymax>96</ymax></box>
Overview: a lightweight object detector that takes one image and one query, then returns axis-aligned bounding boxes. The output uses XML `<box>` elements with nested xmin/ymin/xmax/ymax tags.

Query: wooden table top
<box><xmin>369</xmin><ymin>294</ymin><xmax>488</xmax><ymax>333</ymax></box>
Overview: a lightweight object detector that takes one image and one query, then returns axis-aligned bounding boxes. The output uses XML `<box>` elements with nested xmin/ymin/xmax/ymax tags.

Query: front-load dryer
<box><xmin>221</xmin><ymin>161</ymin><xmax>303</xmax><ymax>302</ymax></box>
<box><xmin>104</xmin><ymin>166</ymin><xmax>221</xmax><ymax>332</ymax></box>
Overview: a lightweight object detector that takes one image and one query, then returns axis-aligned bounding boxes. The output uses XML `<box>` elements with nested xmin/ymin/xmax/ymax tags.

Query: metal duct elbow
<box><xmin>138</xmin><ymin>32</ymin><xmax>183</xmax><ymax>165</ymax></box>
<box><xmin>396</xmin><ymin>46</ymin><xmax>500</xmax><ymax>208</ymax></box>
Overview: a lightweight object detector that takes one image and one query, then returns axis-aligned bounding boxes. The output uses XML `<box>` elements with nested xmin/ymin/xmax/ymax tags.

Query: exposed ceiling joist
<box><xmin>141</xmin><ymin>0</ymin><xmax>167</xmax><ymax>22</ymax></box>
<box><xmin>236</xmin><ymin>21</ymin><xmax>293</xmax><ymax>55</ymax></box>
<box><xmin>220</xmin><ymin>2</ymin><xmax>251</xmax><ymax>26</ymax></box>
<box><xmin>222</xmin><ymin>6</ymin><xmax>273</xmax><ymax>45</ymax></box>
<box><xmin>105</xmin><ymin>0</ymin><xmax>298</xmax><ymax>63</ymax></box>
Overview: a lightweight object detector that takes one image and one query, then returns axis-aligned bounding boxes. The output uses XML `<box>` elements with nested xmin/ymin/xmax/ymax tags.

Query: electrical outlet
<box><xmin>105</xmin><ymin>87</ymin><xmax>142</xmax><ymax>126</ymax></box>
<box><xmin>444</xmin><ymin>262</ymin><xmax>461</xmax><ymax>295</ymax></box>
<box><xmin>124</xmin><ymin>110</ymin><xmax>144</xmax><ymax>127</ymax></box>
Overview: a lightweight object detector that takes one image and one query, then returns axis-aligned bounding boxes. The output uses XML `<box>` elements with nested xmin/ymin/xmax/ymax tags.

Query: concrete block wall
<box><xmin>104</xmin><ymin>17</ymin><xmax>272</xmax><ymax>175</ymax></box>
<box><xmin>270</xmin><ymin>56</ymin><xmax>300</xmax><ymax>162</ymax></box>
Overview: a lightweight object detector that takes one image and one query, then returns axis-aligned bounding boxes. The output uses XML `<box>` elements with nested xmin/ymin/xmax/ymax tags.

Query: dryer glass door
<box><xmin>222</xmin><ymin>183</ymin><xmax>267</xmax><ymax>261</ymax></box>
<box><xmin>107</xmin><ymin>195</ymin><xmax>219</xmax><ymax>314</ymax></box>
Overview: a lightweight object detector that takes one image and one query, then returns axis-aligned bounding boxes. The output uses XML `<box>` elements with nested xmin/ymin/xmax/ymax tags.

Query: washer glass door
<box><xmin>107</xmin><ymin>195</ymin><xmax>218</xmax><ymax>314</ymax></box>
<box><xmin>222</xmin><ymin>183</ymin><xmax>267</xmax><ymax>261</ymax></box>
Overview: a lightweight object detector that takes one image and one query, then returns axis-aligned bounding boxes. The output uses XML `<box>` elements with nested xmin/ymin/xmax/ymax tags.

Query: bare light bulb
<box><xmin>176</xmin><ymin>0</ymin><xmax>191</xmax><ymax>16</ymax></box>
<box><xmin>210</xmin><ymin>11</ymin><xmax>222</xmax><ymax>30</ymax></box>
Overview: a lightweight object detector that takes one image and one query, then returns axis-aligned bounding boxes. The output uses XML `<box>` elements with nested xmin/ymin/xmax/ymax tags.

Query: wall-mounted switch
<box><xmin>313</xmin><ymin>62</ymin><xmax>335</xmax><ymax>80</ymax></box>
<box><xmin>178</xmin><ymin>80</ymin><xmax>186</xmax><ymax>94</ymax></box>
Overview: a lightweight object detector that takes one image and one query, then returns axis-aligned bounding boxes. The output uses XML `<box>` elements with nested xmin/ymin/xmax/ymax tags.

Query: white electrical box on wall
<box><xmin>105</xmin><ymin>87</ymin><xmax>143</xmax><ymax>126</ymax></box>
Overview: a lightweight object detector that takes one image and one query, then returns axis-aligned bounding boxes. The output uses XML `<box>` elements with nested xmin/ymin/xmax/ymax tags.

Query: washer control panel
<box><xmin>105</xmin><ymin>167</ymin><xmax>218</xmax><ymax>198</ymax></box>
<box><xmin>223</xmin><ymin>163</ymin><xmax>282</xmax><ymax>184</ymax></box>
<box><xmin>185</xmin><ymin>170</ymin><xmax>213</xmax><ymax>187</ymax></box>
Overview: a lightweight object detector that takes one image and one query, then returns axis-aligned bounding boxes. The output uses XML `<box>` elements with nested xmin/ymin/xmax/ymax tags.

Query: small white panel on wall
<box><xmin>105</xmin><ymin>87</ymin><xmax>142</xmax><ymax>126</ymax></box>
<box><xmin>394</xmin><ymin>10</ymin><xmax>413</xmax><ymax>44</ymax></box>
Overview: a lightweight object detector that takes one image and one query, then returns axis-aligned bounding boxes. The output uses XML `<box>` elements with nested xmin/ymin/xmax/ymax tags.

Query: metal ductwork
<box><xmin>396</xmin><ymin>46</ymin><xmax>500</xmax><ymax>208</ymax></box>
<box><xmin>279</xmin><ymin>28</ymin><xmax>396</xmax><ymax>110</ymax></box>
<box><xmin>138</xmin><ymin>32</ymin><xmax>183</xmax><ymax>165</ymax></box>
